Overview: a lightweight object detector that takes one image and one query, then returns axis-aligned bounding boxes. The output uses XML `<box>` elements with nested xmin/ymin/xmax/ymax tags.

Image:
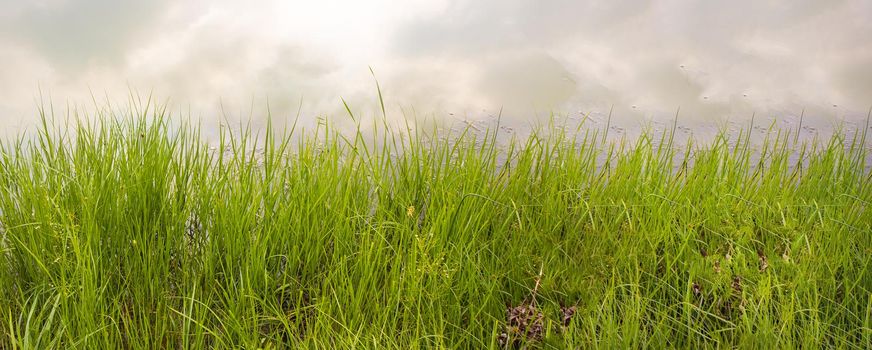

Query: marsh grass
<box><xmin>0</xmin><ymin>102</ymin><xmax>869</xmax><ymax>349</ymax></box>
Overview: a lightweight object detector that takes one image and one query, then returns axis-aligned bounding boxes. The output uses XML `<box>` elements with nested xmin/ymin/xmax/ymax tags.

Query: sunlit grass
<box><xmin>0</xmin><ymin>102</ymin><xmax>869</xmax><ymax>349</ymax></box>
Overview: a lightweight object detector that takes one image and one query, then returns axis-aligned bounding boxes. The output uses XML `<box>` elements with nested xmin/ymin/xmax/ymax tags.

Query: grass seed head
<box><xmin>757</xmin><ymin>249</ymin><xmax>769</xmax><ymax>272</ymax></box>
<box><xmin>500</xmin><ymin>302</ymin><xmax>545</xmax><ymax>347</ymax></box>
<box><xmin>732</xmin><ymin>276</ymin><xmax>743</xmax><ymax>294</ymax></box>
<box><xmin>561</xmin><ymin>305</ymin><xmax>577</xmax><ymax>327</ymax></box>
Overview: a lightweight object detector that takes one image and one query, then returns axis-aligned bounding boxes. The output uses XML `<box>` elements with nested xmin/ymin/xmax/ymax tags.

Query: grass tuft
<box><xmin>0</xmin><ymin>103</ymin><xmax>869</xmax><ymax>348</ymax></box>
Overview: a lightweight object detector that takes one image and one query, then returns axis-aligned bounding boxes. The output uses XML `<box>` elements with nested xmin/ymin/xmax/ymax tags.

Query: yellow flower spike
<box><xmin>407</xmin><ymin>205</ymin><xmax>415</xmax><ymax>218</ymax></box>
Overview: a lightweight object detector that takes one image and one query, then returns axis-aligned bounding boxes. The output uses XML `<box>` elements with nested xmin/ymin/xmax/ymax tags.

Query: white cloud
<box><xmin>0</xmin><ymin>0</ymin><xmax>869</xmax><ymax>134</ymax></box>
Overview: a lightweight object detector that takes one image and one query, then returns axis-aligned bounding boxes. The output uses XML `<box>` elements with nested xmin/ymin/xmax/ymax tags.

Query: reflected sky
<box><xmin>0</xmin><ymin>0</ymin><xmax>870</xmax><ymax>133</ymax></box>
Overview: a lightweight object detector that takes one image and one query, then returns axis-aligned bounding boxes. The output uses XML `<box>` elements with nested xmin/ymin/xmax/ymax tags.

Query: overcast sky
<box><xmin>1</xmin><ymin>0</ymin><xmax>870</xmax><ymax>131</ymax></box>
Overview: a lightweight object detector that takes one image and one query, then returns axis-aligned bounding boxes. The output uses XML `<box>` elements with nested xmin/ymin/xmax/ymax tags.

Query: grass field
<box><xmin>0</xmin><ymin>102</ymin><xmax>870</xmax><ymax>349</ymax></box>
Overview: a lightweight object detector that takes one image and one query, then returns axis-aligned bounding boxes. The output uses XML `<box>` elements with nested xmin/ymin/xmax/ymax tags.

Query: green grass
<box><xmin>0</xmin><ymin>102</ymin><xmax>869</xmax><ymax>349</ymax></box>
